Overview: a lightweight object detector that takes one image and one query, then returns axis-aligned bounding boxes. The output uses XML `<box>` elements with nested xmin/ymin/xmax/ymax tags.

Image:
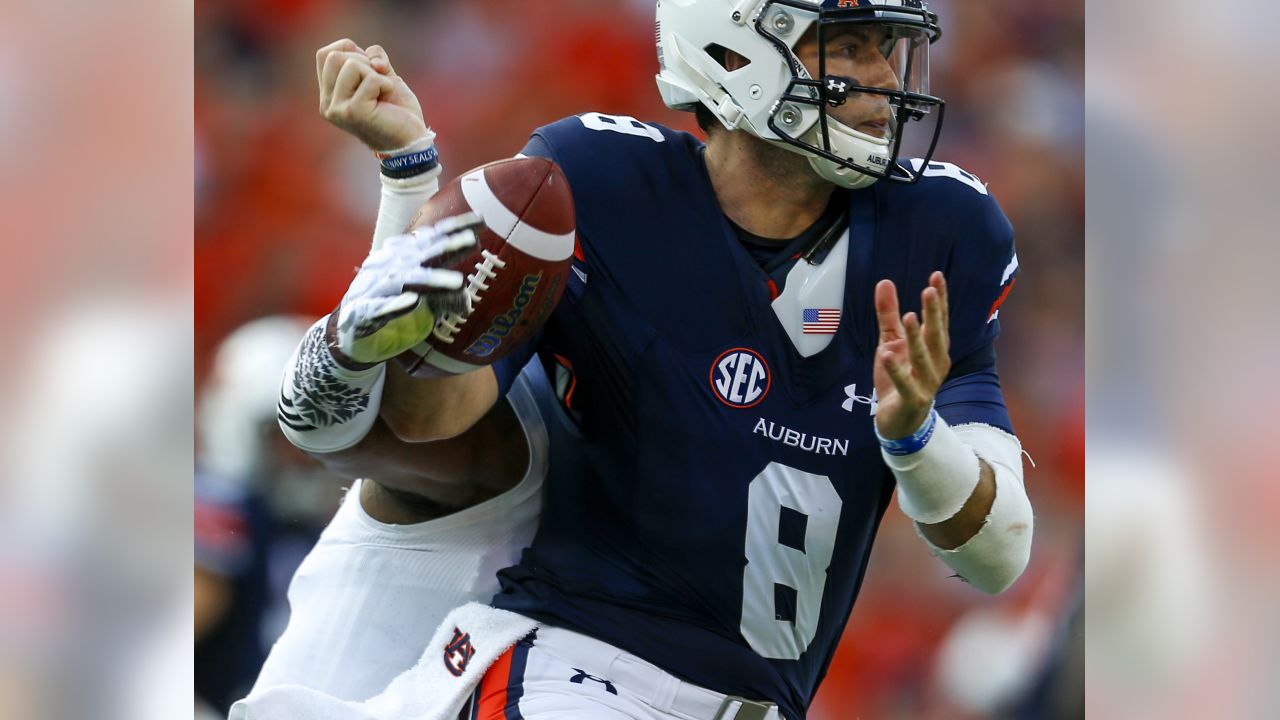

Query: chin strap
<box><xmin>800</xmin><ymin>202</ymin><xmax>850</xmax><ymax>266</ymax></box>
<box><xmin>667</xmin><ymin>34</ymin><xmax>746</xmax><ymax>130</ymax></box>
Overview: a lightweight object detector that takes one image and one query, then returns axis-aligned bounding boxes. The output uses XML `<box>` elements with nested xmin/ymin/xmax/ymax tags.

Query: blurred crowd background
<box><xmin>195</xmin><ymin>1</ymin><xmax>1083</xmax><ymax>718</ymax></box>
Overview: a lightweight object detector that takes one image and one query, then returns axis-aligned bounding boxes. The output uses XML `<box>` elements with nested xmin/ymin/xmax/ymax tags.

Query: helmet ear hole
<box><xmin>704</xmin><ymin>43</ymin><xmax>751</xmax><ymax>72</ymax></box>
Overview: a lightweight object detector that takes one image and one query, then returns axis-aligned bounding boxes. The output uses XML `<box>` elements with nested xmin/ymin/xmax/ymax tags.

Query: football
<box><xmin>396</xmin><ymin>156</ymin><xmax>575</xmax><ymax>377</ymax></box>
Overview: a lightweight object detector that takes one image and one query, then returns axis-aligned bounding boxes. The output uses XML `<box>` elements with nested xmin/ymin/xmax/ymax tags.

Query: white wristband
<box><xmin>277</xmin><ymin>317</ymin><xmax>386</xmax><ymax>453</ymax></box>
<box><xmin>883</xmin><ymin>414</ymin><xmax>982</xmax><ymax>524</ymax></box>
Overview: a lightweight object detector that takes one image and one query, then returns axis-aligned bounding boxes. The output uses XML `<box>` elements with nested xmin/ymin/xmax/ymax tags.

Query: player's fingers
<box><xmin>401</xmin><ymin>267</ymin><xmax>466</xmax><ymax>292</ymax></box>
<box><xmin>351</xmin><ymin>67</ymin><xmax>394</xmax><ymax>109</ymax></box>
<box><xmin>430</xmin><ymin>228</ymin><xmax>478</xmax><ymax>258</ymax></box>
<box><xmin>321</xmin><ymin>50</ymin><xmax>355</xmax><ymax>110</ymax></box>
<box><xmin>921</xmin><ymin>286</ymin><xmax>949</xmax><ymax>365</ymax></box>
<box><xmin>880</xmin><ymin>344</ymin><xmax>922</xmax><ymax>404</ymax></box>
<box><xmin>903</xmin><ymin>312</ymin><xmax>939</xmax><ymax>388</ymax></box>
<box><xmin>430</xmin><ymin>211</ymin><xmax>485</xmax><ymax>236</ymax></box>
<box><xmin>364</xmin><ymin>44</ymin><xmax>396</xmax><ymax>76</ymax></box>
<box><xmin>932</xmin><ymin>271</ymin><xmax>950</xmax><ymax>335</ymax></box>
<box><xmin>321</xmin><ymin>51</ymin><xmax>373</xmax><ymax>110</ymax></box>
<box><xmin>369</xmin><ymin>291</ymin><xmax>421</xmax><ymax>322</ymax></box>
<box><xmin>421</xmin><ymin>287</ymin><xmax>472</xmax><ymax>318</ymax></box>
<box><xmin>331</xmin><ymin>57</ymin><xmax>375</xmax><ymax>117</ymax></box>
<box><xmin>316</xmin><ymin>38</ymin><xmax>362</xmax><ymax>83</ymax></box>
<box><xmin>874</xmin><ymin>279</ymin><xmax>904</xmax><ymax>343</ymax></box>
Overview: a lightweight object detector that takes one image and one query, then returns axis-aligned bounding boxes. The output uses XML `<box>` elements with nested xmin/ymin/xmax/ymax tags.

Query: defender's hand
<box><xmin>316</xmin><ymin>39</ymin><xmax>427</xmax><ymax>152</ymax></box>
<box><xmin>336</xmin><ymin>214</ymin><xmax>482</xmax><ymax>366</ymax></box>
<box><xmin>872</xmin><ymin>271</ymin><xmax>951</xmax><ymax>439</ymax></box>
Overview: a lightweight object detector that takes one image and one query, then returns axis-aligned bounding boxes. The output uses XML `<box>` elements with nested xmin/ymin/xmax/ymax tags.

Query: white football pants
<box><xmin>469</xmin><ymin>624</ymin><xmax>783</xmax><ymax>720</ymax></box>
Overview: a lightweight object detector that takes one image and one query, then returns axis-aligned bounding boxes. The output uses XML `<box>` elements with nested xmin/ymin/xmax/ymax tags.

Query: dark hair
<box><xmin>695</xmin><ymin>103</ymin><xmax>719</xmax><ymax>135</ymax></box>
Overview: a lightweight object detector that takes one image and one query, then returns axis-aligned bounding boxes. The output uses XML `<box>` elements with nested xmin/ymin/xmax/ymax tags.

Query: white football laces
<box><xmin>431</xmin><ymin>248</ymin><xmax>508</xmax><ymax>344</ymax></box>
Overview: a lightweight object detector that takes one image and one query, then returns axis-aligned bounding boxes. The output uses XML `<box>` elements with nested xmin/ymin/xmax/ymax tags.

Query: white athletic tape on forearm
<box><xmin>373</xmin><ymin>172</ymin><xmax>440</xmax><ymax>251</ymax></box>
<box><xmin>277</xmin><ymin>316</ymin><xmax>386</xmax><ymax>453</ymax></box>
<box><xmin>883</xmin><ymin>414</ymin><xmax>982</xmax><ymax>524</ymax></box>
<box><xmin>919</xmin><ymin>423</ymin><xmax>1032</xmax><ymax>594</ymax></box>
<box><xmin>953</xmin><ymin>423</ymin><xmax>1024</xmax><ymax>479</ymax></box>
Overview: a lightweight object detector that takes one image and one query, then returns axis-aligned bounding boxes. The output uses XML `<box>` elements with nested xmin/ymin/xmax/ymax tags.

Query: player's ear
<box><xmin>725</xmin><ymin>49</ymin><xmax>749</xmax><ymax>72</ymax></box>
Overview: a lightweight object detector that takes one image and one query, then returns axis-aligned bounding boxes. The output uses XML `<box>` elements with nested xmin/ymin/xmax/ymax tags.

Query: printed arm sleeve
<box><xmin>278</xmin><ymin>315</ymin><xmax>386</xmax><ymax>453</ymax></box>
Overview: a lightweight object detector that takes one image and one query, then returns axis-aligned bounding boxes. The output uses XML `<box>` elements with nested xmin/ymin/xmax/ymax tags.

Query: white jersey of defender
<box><xmin>240</xmin><ymin>369</ymin><xmax>547</xmax><ymax>704</ymax></box>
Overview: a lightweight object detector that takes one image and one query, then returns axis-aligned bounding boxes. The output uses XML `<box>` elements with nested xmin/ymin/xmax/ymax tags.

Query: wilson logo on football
<box><xmin>710</xmin><ymin>348</ymin><xmax>771</xmax><ymax>409</ymax></box>
<box><xmin>463</xmin><ymin>272</ymin><xmax>542</xmax><ymax>358</ymax></box>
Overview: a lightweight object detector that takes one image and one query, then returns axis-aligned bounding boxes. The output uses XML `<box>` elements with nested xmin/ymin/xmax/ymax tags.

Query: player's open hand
<box><xmin>316</xmin><ymin>39</ymin><xmax>428</xmax><ymax>152</ymax></box>
<box><xmin>872</xmin><ymin>271</ymin><xmax>951</xmax><ymax>439</ymax></box>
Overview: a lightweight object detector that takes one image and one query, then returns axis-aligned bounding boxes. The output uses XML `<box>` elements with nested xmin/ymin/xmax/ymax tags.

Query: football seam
<box><xmin>501</xmin><ymin>157</ymin><xmax>556</xmax><ymax>239</ymax></box>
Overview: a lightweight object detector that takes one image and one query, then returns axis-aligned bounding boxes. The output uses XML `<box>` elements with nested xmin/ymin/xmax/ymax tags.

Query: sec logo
<box><xmin>709</xmin><ymin>348</ymin><xmax>771</xmax><ymax>409</ymax></box>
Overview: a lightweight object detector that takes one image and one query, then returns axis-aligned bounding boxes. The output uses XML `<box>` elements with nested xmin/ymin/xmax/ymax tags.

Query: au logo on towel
<box><xmin>443</xmin><ymin>627</ymin><xmax>477</xmax><ymax>676</ymax></box>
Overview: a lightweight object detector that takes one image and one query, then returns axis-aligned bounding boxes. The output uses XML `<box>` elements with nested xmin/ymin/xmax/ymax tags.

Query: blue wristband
<box><xmin>378</xmin><ymin>144</ymin><xmax>440</xmax><ymax>179</ymax></box>
<box><xmin>876</xmin><ymin>407</ymin><xmax>939</xmax><ymax>457</ymax></box>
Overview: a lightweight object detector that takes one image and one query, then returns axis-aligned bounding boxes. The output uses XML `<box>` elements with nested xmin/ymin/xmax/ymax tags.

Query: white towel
<box><xmin>231</xmin><ymin>603</ymin><xmax>539</xmax><ymax>720</ymax></box>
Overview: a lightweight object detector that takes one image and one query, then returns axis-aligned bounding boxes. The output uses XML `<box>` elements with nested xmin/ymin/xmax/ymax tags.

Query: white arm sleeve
<box><xmin>372</xmin><ymin>170</ymin><xmax>441</xmax><ymax>251</ymax></box>
<box><xmin>920</xmin><ymin>423</ymin><xmax>1034</xmax><ymax>594</ymax></box>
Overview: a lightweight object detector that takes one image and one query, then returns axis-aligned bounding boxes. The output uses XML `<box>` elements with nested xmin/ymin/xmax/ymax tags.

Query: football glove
<box><xmin>335</xmin><ymin>213</ymin><xmax>481</xmax><ymax>366</ymax></box>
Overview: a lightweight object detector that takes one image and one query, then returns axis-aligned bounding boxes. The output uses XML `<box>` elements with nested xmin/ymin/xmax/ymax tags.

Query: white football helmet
<box><xmin>656</xmin><ymin>0</ymin><xmax>944</xmax><ymax>189</ymax></box>
<box><xmin>200</xmin><ymin>315</ymin><xmax>342</xmax><ymax>523</ymax></box>
<box><xmin>199</xmin><ymin>315</ymin><xmax>313</xmax><ymax>484</ymax></box>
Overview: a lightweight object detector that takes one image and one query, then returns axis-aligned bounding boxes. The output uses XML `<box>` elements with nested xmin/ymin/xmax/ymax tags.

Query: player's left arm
<box><xmin>873</xmin><ymin>269</ymin><xmax>1032</xmax><ymax>594</ymax></box>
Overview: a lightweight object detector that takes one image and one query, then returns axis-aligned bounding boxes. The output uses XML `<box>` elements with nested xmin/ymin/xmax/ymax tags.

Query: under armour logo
<box><xmin>569</xmin><ymin>668</ymin><xmax>618</xmax><ymax>695</ymax></box>
<box><xmin>824</xmin><ymin>76</ymin><xmax>852</xmax><ymax>106</ymax></box>
<box><xmin>842</xmin><ymin>383</ymin><xmax>877</xmax><ymax>415</ymax></box>
<box><xmin>442</xmin><ymin>627</ymin><xmax>476</xmax><ymax>677</ymax></box>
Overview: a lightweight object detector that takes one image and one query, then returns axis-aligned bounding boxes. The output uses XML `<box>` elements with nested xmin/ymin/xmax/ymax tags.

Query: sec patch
<box><xmin>709</xmin><ymin>348</ymin><xmax>771</xmax><ymax>409</ymax></box>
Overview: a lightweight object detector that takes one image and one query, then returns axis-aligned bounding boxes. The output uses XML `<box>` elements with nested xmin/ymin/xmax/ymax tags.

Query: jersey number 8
<box><xmin>741</xmin><ymin>462</ymin><xmax>842</xmax><ymax>660</ymax></box>
<box><xmin>578</xmin><ymin>112</ymin><xmax>665</xmax><ymax>143</ymax></box>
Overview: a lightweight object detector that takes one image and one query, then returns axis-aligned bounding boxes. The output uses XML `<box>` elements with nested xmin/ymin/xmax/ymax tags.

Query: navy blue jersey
<box><xmin>491</xmin><ymin>113</ymin><xmax>1018</xmax><ymax>719</ymax></box>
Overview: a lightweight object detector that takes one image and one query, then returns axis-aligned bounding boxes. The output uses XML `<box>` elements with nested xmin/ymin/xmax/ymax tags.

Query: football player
<box><xmin>221</xmin><ymin>249</ymin><xmax>556</xmax><ymax>713</ymax></box>
<box><xmin>228</xmin><ymin>317</ymin><xmax>552</xmax><ymax>716</ymax></box>
<box><xmin>270</xmin><ymin>1</ymin><xmax>1034</xmax><ymax>719</ymax></box>
<box><xmin>227</xmin><ymin>34</ymin><xmax>564</xmax><ymax>716</ymax></box>
<box><xmin>225</xmin><ymin>140</ymin><xmax>554</xmax><ymax>718</ymax></box>
<box><xmin>234</xmin><ymin>353</ymin><xmax>551</xmax><ymax>707</ymax></box>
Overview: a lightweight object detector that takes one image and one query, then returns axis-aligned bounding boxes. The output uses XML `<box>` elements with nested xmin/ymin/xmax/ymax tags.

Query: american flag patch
<box><xmin>802</xmin><ymin>308</ymin><xmax>841</xmax><ymax>334</ymax></box>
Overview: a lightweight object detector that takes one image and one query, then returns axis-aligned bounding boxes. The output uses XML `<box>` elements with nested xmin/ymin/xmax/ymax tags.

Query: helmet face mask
<box><xmin>656</xmin><ymin>0</ymin><xmax>945</xmax><ymax>189</ymax></box>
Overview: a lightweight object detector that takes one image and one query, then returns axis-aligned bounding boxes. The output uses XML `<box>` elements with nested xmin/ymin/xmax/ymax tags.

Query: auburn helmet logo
<box><xmin>709</xmin><ymin>348</ymin><xmax>771</xmax><ymax>409</ymax></box>
<box><xmin>443</xmin><ymin>627</ymin><xmax>476</xmax><ymax>676</ymax></box>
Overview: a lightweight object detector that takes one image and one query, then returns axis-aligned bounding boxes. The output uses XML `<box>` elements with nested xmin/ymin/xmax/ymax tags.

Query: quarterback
<box><xmin>250</xmin><ymin>1</ymin><xmax>1034</xmax><ymax>719</ymax></box>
